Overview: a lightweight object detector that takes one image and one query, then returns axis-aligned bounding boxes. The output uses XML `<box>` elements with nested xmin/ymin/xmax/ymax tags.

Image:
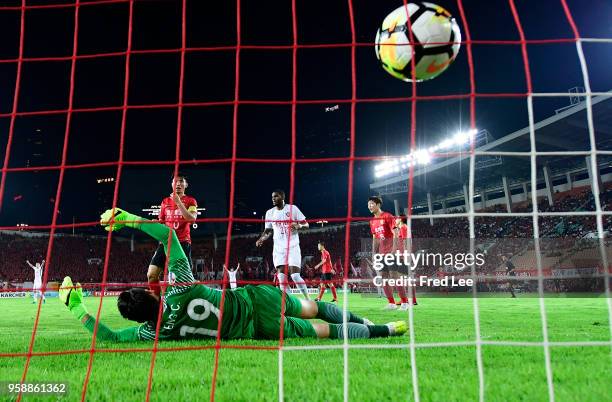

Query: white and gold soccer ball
<box><xmin>375</xmin><ymin>2</ymin><xmax>461</xmax><ymax>82</ymax></box>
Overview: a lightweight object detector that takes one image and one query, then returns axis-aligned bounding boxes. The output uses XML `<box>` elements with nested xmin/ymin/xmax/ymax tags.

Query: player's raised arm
<box><xmin>172</xmin><ymin>192</ymin><xmax>197</xmax><ymax>221</ymax></box>
<box><xmin>59</xmin><ymin>277</ymin><xmax>142</xmax><ymax>342</ymax></box>
<box><xmin>26</xmin><ymin>260</ymin><xmax>36</xmax><ymax>269</ymax></box>
<box><xmin>170</xmin><ymin>174</ymin><xmax>197</xmax><ymax>221</ymax></box>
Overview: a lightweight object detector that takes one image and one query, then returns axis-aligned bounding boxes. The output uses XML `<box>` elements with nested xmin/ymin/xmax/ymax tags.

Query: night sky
<box><xmin>0</xmin><ymin>0</ymin><xmax>611</xmax><ymax>234</ymax></box>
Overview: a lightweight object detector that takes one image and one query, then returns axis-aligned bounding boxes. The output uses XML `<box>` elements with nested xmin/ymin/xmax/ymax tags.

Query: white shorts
<box><xmin>33</xmin><ymin>281</ymin><xmax>42</xmax><ymax>291</ymax></box>
<box><xmin>273</xmin><ymin>245</ymin><xmax>302</xmax><ymax>268</ymax></box>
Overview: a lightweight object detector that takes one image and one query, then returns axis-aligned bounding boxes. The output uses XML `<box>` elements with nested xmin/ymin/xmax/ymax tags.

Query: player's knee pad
<box><xmin>290</xmin><ymin>273</ymin><xmax>304</xmax><ymax>283</ymax></box>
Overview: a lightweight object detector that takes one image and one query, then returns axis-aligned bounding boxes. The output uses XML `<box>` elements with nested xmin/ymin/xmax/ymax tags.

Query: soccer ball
<box><xmin>374</xmin><ymin>2</ymin><xmax>461</xmax><ymax>82</ymax></box>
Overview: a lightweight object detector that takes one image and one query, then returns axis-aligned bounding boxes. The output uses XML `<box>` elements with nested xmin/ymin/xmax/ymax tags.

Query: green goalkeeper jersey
<box><xmin>136</xmin><ymin>283</ymin><xmax>255</xmax><ymax>341</ymax></box>
<box><xmin>136</xmin><ymin>243</ymin><xmax>254</xmax><ymax>341</ymax></box>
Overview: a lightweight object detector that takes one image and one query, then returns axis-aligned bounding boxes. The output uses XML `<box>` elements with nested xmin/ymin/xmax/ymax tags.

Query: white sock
<box><xmin>277</xmin><ymin>273</ymin><xmax>287</xmax><ymax>292</ymax></box>
<box><xmin>291</xmin><ymin>273</ymin><xmax>309</xmax><ymax>299</ymax></box>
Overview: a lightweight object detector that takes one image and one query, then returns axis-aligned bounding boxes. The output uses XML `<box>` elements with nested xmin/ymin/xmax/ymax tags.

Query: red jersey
<box><xmin>158</xmin><ymin>195</ymin><xmax>198</xmax><ymax>243</ymax></box>
<box><xmin>369</xmin><ymin>211</ymin><xmax>396</xmax><ymax>253</ymax></box>
<box><xmin>397</xmin><ymin>224</ymin><xmax>409</xmax><ymax>252</ymax></box>
<box><xmin>320</xmin><ymin>249</ymin><xmax>333</xmax><ymax>273</ymax></box>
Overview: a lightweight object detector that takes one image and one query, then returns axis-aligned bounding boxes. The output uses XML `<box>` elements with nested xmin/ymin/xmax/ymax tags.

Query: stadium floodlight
<box><xmin>438</xmin><ymin>138</ymin><xmax>454</xmax><ymax>149</ymax></box>
<box><xmin>375</xmin><ymin>160</ymin><xmax>398</xmax><ymax>171</ymax></box>
<box><xmin>453</xmin><ymin>129</ymin><xmax>478</xmax><ymax>146</ymax></box>
<box><xmin>374</xmin><ymin>169</ymin><xmax>391</xmax><ymax>178</ymax></box>
<box><xmin>373</xmin><ymin>128</ymin><xmax>479</xmax><ymax>178</ymax></box>
<box><xmin>414</xmin><ymin>150</ymin><xmax>431</xmax><ymax>165</ymax></box>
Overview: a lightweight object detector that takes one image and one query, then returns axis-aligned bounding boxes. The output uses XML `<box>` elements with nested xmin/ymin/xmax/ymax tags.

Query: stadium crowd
<box><xmin>1</xmin><ymin>184</ymin><xmax>611</xmax><ymax>293</ymax></box>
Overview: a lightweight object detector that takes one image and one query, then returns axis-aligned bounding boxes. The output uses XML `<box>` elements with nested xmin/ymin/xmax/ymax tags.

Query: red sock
<box><xmin>330</xmin><ymin>285</ymin><xmax>338</xmax><ymax>300</ymax></box>
<box><xmin>397</xmin><ymin>286</ymin><xmax>408</xmax><ymax>303</ymax></box>
<box><xmin>317</xmin><ymin>287</ymin><xmax>325</xmax><ymax>301</ymax></box>
<box><xmin>412</xmin><ymin>287</ymin><xmax>418</xmax><ymax>304</ymax></box>
<box><xmin>383</xmin><ymin>285</ymin><xmax>395</xmax><ymax>304</ymax></box>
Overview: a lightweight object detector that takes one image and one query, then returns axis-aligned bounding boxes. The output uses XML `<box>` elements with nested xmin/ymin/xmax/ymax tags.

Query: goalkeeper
<box><xmin>59</xmin><ymin>208</ymin><xmax>407</xmax><ymax>342</ymax></box>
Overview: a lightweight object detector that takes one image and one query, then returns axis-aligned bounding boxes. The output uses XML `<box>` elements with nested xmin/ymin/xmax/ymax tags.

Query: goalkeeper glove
<box><xmin>59</xmin><ymin>276</ymin><xmax>88</xmax><ymax>320</ymax></box>
<box><xmin>100</xmin><ymin>208</ymin><xmax>141</xmax><ymax>232</ymax></box>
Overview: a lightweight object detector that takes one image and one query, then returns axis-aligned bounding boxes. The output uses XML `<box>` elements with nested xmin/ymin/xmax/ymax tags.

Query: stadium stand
<box><xmin>2</xmin><ymin>184</ymin><xmax>611</xmax><ymax>295</ymax></box>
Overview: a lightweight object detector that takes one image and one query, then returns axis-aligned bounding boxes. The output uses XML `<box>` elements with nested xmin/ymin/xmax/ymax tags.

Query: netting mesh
<box><xmin>0</xmin><ymin>0</ymin><xmax>610</xmax><ymax>401</ymax></box>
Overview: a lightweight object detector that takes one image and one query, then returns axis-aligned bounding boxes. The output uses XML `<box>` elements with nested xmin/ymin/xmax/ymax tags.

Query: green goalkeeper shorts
<box><xmin>245</xmin><ymin>285</ymin><xmax>317</xmax><ymax>339</ymax></box>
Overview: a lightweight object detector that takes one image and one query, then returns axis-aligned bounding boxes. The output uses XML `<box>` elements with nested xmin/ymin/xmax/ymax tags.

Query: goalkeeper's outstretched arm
<box><xmin>81</xmin><ymin>315</ymin><xmax>141</xmax><ymax>342</ymax></box>
<box><xmin>59</xmin><ymin>277</ymin><xmax>143</xmax><ymax>343</ymax></box>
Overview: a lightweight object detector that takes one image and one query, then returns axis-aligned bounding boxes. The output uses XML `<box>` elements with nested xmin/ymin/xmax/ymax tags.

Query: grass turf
<box><xmin>0</xmin><ymin>293</ymin><xmax>610</xmax><ymax>401</ymax></box>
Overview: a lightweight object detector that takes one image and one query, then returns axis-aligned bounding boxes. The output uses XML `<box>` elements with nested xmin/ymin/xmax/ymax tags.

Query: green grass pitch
<box><xmin>0</xmin><ymin>293</ymin><xmax>610</xmax><ymax>401</ymax></box>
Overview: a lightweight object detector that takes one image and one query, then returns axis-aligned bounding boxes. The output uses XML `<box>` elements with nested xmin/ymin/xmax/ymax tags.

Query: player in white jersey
<box><xmin>224</xmin><ymin>263</ymin><xmax>240</xmax><ymax>289</ymax></box>
<box><xmin>26</xmin><ymin>259</ymin><xmax>45</xmax><ymax>303</ymax></box>
<box><xmin>256</xmin><ymin>189</ymin><xmax>310</xmax><ymax>299</ymax></box>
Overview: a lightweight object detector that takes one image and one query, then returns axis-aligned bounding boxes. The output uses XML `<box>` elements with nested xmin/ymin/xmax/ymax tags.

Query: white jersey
<box><xmin>228</xmin><ymin>270</ymin><xmax>238</xmax><ymax>289</ymax></box>
<box><xmin>33</xmin><ymin>266</ymin><xmax>43</xmax><ymax>287</ymax></box>
<box><xmin>265</xmin><ymin>204</ymin><xmax>306</xmax><ymax>251</ymax></box>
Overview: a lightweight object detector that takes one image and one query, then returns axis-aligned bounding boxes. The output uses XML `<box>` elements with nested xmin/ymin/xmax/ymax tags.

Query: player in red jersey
<box><xmin>396</xmin><ymin>216</ymin><xmax>417</xmax><ymax>308</ymax></box>
<box><xmin>147</xmin><ymin>173</ymin><xmax>198</xmax><ymax>294</ymax></box>
<box><xmin>368</xmin><ymin>196</ymin><xmax>400</xmax><ymax>310</ymax></box>
<box><xmin>314</xmin><ymin>241</ymin><xmax>338</xmax><ymax>302</ymax></box>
